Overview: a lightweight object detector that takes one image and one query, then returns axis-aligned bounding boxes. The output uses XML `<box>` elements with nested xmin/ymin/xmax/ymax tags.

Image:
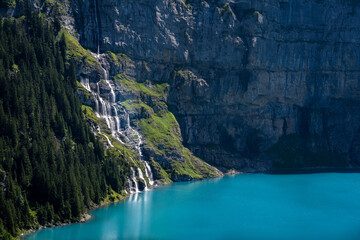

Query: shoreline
<box><xmin>20</xmin><ymin>202</ymin><xmax>112</xmax><ymax>239</ymax></box>
<box><xmin>19</xmin><ymin>179</ymin><xmax>176</xmax><ymax>239</ymax></box>
<box><xmin>267</xmin><ymin>167</ymin><xmax>360</xmax><ymax>175</ymax></box>
<box><xmin>20</xmin><ymin>189</ymin><xmax>141</xmax><ymax>239</ymax></box>
<box><xmin>20</xmin><ymin>167</ymin><xmax>360</xmax><ymax>239</ymax></box>
<box><xmin>20</xmin><ymin>171</ymin><xmax>230</xmax><ymax>239</ymax></box>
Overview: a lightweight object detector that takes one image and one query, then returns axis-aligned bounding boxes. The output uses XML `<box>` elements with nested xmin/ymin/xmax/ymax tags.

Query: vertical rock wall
<box><xmin>71</xmin><ymin>0</ymin><xmax>360</xmax><ymax>170</ymax></box>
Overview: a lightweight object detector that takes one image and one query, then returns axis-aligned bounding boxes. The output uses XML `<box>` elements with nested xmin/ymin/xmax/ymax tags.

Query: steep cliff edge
<box><xmin>66</xmin><ymin>0</ymin><xmax>360</xmax><ymax>171</ymax></box>
<box><xmin>69</xmin><ymin>0</ymin><xmax>360</xmax><ymax>171</ymax></box>
<box><xmin>0</xmin><ymin>1</ymin><xmax>358</xmax><ymax>237</ymax></box>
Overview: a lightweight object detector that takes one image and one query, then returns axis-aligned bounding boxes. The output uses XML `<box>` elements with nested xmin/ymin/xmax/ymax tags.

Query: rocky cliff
<box><xmin>67</xmin><ymin>0</ymin><xmax>360</xmax><ymax>171</ymax></box>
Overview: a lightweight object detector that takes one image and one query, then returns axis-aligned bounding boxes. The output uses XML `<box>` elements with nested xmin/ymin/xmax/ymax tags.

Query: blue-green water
<box><xmin>24</xmin><ymin>173</ymin><xmax>360</xmax><ymax>240</ymax></box>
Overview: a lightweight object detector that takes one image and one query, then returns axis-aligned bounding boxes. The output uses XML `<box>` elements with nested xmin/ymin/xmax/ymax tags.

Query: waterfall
<box><xmin>113</xmin><ymin>106</ymin><xmax>121</xmax><ymax>131</ymax></box>
<box><xmin>97</xmin><ymin>127</ymin><xmax>113</xmax><ymax>148</ymax></box>
<box><xmin>80</xmin><ymin>76</ymin><xmax>91</xmax><ymax>92</ymax></box>
<box><xmin>105</xmin><ymin>80</ymin><xmax>116</xmax><ymax>103</ymax></box>
<box><xmin>144</xmin><ymin>161</ymin><xmax>154</xmax><ymax>186</ymax></box>
<box><xmin>127</xmin><ymin>178</ymin><xmax>135</xmax><ymax>194</ymax></box>
<box><xmin>126</xmin><ymin>114</ymin><xmax>155</xmax><ymax>189</ymax></box>
<box><xmin>80</xmin><ymin>58</ymin><xmax>156</xmax><ymax>193</ymax></box>
<box><xmin>131</xmin><ymin>167</ymin><xmax>139</xmax><ymax>193</ymax></box>
<box><xmin>78</xmin><ymin>10</ymin><xmax>155</xmax><ymax>194</ymax></box>
<box><xmin>138</xmin><ymin>167</ymin><xmax>148</xmax><ymax>191</ymax></box>
<box><xmin>102</xmin><ymin>133</ymin><xmax>114</xmax><ymax>148</ymax></box>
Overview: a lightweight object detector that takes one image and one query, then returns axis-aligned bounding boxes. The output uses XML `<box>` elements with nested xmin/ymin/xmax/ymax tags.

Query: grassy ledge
<box><xmin>117</xmin><ymin>75</ymin><xmax>222</xmax><ymax>180</ymax></box>
<box><xmin>58</xmin><ymin>29</ymin><xmax>100</xmax><ymax>70</ymax></box>
<box><xmin>114</xmin><ymin>74</ymin><xmax>169</xmax><ymax>97</ymax></box>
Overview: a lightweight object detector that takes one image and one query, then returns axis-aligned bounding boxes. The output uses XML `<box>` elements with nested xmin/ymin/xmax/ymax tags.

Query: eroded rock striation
<box><xmin>70</xmin><ymin>0</ymin><xmax>360</xmax><ymax>170</ymax></box>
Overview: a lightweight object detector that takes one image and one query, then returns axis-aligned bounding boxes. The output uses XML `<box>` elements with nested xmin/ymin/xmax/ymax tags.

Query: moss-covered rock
<box><xmin>59</xmin><ymin>29</ymin><xmax>100</xmax><ymax>70</ymax></box>
<box><xmin>114</xmin><ymin>74</ymin><xmax>169</xmax><ymax>98</ymax></box>
<box><xmin>75</xmin><ymin>49</ymin><xmax>222</xmax><ymax>185</ymax></box>
<box><xmin>116</xmin><ymin>71</ymin><xmax>223</xmax><ymax>180</ymax></box>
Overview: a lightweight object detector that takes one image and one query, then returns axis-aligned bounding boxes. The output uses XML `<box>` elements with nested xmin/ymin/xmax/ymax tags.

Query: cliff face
<box><xmin>71</xmin><ymin>0</ymin><xmax>360</xmax><ymax>170</ymax></box>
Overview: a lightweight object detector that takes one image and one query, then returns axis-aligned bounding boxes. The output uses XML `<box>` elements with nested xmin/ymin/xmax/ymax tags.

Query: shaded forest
<box><xmin>0</xmin><ymin>6</ymin><xmax>130</xmax><ymax>239</ymax></box>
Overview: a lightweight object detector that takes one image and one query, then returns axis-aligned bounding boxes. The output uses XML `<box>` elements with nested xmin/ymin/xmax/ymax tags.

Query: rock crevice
<box><xmin>71</xmin><ymin>0</ymin><xmax>360</xmax><ymax>170</ymax></box>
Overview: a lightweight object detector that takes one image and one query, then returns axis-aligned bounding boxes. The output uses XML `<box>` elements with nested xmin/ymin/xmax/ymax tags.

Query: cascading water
<box><xmin>78</xmin><ymin>3</ymin><xmax>155</xmax><ymax>194</ymax></box>
<box><xmin>144</xmin><ymin>161</ymin><xmax>154</xmax><ymax>185</ymax></box>
<box><xmin>127</xmin><ymin>179</ymin><xmax>134</xmax><ymax>194</ymax></box>
<box><xmin>125</xmin><ymin>113</ymin><xmax>155</xmax><ymax>188</ymax></box>
<box><xmin>80</xmin><ymin>57</ymin><xmax>154</xmax><ymax>193</ymax></box>
<box><xmin>138</xmin><ymin>167</ymin><xmax>148</xmax><ymax>191</ymax></box>
<box><xmin>131</xmin><ymin>167</ymin><xmax>139</xmax><ymax>193</ymax></box>
<box><xmin>80</xmin><ymin>76</ymin><xmax>91</xmax><ymax>92</ymax></box>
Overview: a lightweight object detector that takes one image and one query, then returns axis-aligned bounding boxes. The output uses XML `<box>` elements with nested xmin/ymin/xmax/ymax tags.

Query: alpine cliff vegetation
<box><xmin>70</xmin><ymin>0</ymin><xmax>360</xmax><ymax>171</ymax></box>
<box><xmin>1</xmin><ymin>0</ymin><xmax>360</xmax><ymax>239</ymax></box>
<box><xmin>0</xmin><ymin>8</ymin><xmax>133</xmax><ymax>239</ymax></box>
<box><xmin>0</xmin><ymin>1</ymin><xmax>221</xmax><ymax>238</ymax></box>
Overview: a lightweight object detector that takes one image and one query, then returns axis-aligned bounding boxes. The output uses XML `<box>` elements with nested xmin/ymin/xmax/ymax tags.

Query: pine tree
<box><xmin>0</xmin><ymin>6</ymin><xmax>129</xmax><ymax>238</ymax></box>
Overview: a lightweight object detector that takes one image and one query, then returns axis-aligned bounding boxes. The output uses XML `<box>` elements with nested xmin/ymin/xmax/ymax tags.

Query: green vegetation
<box><xmin>151</xmin><ymin>160</ymin><xmax>172</xmax><ymax>183</ymax></box>
<box><xmin>175</xmin><ymin>69</ymin><xmax>191</xmax><ymax>79</ymax></box>
<box><xmin>0</xmin><ymin>4</ymin><xmax>219</xmax><ymax>238</ymax></box>
<box><xmin>58</xmin><ymin>29</ymin><xmax>99</xmax><ymax>70</ymax></box>
<box><xmin>101</xmin><ymin>189</ymin><xmax>125</xmax><ymax>204</ymax></box>
<box><xmin>81</xmin><ymin>105</ymin><xmax>109</xmax><ymax>134</ymax></box>
<box><xmin>81</xmin><ymin>104</ymin><xmax>140</xmax><ymax>159</ymax></box>
<box><xmin>114</xmin><ymin>74</ymin><xmax>169</xmax><ymax>97</ymax></box>
<box><xmin>181</xmin><ymin>0</ymin><xmax>192</xmax><ymax>8</ymax></box>
<box><xmin>76</xmin><ymin>81</ymin><xmax>92</xmax><ymax>100</ymax></box>
<box><xmin>220</xmin><ymin>3</ymin><xmax>231</xmax><ymax>13</ymax></box>
<box><xmin>118</xmin><ymin>76</ymin><xmax>220</xmax><ymax>180</ymax></box>
<box><xmin>0</xmin><ymin>0</ymin><xmax>15</xmax><ymax>8</ymax></box>
<box><xmin>80</xmin><ymin>104</ymin><xmax>148</xmax><ymax>183</ymax></box>
<box><xmin>171</xmin><ymin>150</ymin><xmax>203</xmax><ymax>179</ymax></box>
<box><xmin>121</xmin><ymin>100</ymin><xmax>154</xmax><ymax>113</ymax></box>
<box><xmin>138</xmin><ymin>112</ymin><xmax>182</xmax><ymax>155</ymax></box>
<box><xmin>0</xmin><ymin>11</ymin><xmax>129</xmax><ymax>239</ymax></box>
<box><xmin>170</xmin><ymin>149</ymin><xmax>219</xmax><ymax>179</ymax></box>
<box><xmin>106</xmin><ymin>51</ymin><xmax>132</xmax><ymax>67</ymax></box>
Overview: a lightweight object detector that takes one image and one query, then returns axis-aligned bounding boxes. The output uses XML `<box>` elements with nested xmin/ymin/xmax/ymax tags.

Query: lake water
<box><xmin>24</xmin><ymin>173</ymin><xmax>360</xmax><ymax>240</ymax></box>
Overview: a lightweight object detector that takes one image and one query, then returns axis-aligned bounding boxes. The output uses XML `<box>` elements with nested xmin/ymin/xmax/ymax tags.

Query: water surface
<box><xmin>25</xmin><ymin>173</ymin><xmax>360</xmax><ymax>240</ymax></box>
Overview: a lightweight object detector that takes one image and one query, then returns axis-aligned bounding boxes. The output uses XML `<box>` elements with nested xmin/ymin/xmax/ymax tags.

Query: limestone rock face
<box><xmin>72</xmin><ymin>0</ymin><xmax>360</xmax><ymax>170</ymax></box>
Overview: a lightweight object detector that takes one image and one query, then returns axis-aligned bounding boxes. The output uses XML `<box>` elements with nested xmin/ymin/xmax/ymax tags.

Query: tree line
<box><xmin>0</xmin><ymin>5</ymin><xmax>130</xmax><ymax>239</ymax></box>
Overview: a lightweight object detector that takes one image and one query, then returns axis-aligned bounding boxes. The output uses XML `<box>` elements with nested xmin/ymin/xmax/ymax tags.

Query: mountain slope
<box><xmin>0</xmin><ymin>1</ymin><xmax>223</xmax><ymax>238</ymax></box>
<box><xmin>0</xmin><ymin>9</ymin><xmax>132</xmax><ymax>239</ymax></box>
<box><xmin>70</xmin><ymin>0</ymin><xmax>360</xmax><ymax>170</ymax></box>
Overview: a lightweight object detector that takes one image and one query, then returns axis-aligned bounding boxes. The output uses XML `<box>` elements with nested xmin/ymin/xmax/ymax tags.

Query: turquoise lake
<box><xmin>24</xmin><ymin>173</ymin><xmax>360</xmax><ymax>240</ymax></box>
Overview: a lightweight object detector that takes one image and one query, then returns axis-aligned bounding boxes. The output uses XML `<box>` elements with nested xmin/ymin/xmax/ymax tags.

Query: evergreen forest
<box><xmin>0</xmin><ymin>7</ymin><xmax>130</xmax><ymax>239</ymax></box>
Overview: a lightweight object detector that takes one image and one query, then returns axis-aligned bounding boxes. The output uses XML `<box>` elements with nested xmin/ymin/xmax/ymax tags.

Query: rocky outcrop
<box><xmin>70</xmin><ymin>0</ymin><xmax>360</xmax><ymax>170</ymax></box>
